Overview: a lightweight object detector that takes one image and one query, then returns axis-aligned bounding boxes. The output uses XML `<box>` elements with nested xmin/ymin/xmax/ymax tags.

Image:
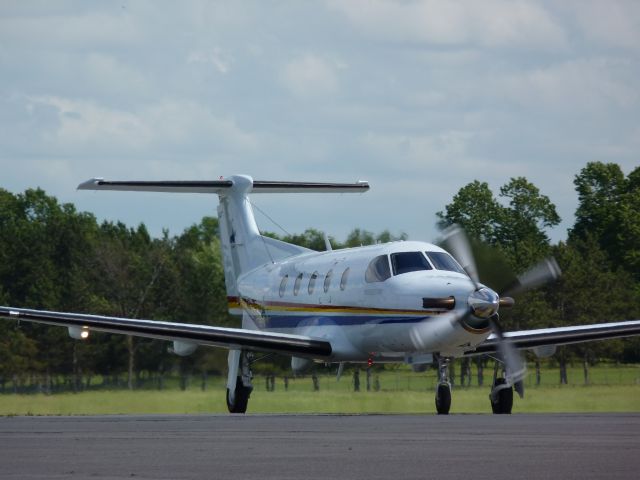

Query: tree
<box><xmin>571</xmin><ymin>162</ymin><xmax>640</xmax><ymax>279</ymax></box>
<box><xmin>343</xmin><ymin>228</ymin><xmax>407</xmax><ymax>248</ymax></box>
<box><xmin>437</xmin><ymin>177</ymin><xmax>560</xmax><ymax>270</ymax></box>
<box><xmin>572</xmin><ymin>162</ymin><xmax>626</xmax><ymax>246</ymax></box>
<box><xmin>497</xmin><ymin>177</ymin><xmax>560</xmax><ymax>267</ymax></box>
<box><xmin>436</xmin><ymin>181</ymin><xmax>504</xmax><ymax>243</ymax></box>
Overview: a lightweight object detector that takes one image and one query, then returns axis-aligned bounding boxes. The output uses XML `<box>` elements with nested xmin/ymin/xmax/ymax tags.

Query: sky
<box><xmin>1</xmin><ymin>0</ymin><xmax>638</xmax><ymax>244</ymax></box>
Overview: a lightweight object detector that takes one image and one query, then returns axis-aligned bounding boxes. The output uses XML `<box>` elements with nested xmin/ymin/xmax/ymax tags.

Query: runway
<box><xmin>0</xmin><ymin>414</ymin><xmax>638</xmax><ymax>479</ymax></box>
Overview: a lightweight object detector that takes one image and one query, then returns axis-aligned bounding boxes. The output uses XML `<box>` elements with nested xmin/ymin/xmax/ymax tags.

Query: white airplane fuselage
<box><xmin>235</xmin><ymin>240</ymin><xmax>493</xmax><ymax>363</ymax></box>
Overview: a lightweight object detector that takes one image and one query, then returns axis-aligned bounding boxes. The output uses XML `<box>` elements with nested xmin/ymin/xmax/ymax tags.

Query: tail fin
<box><xmin>78</xmin><ymin>174</ymin><xmax>369</xmax><ymax>314</ymax></box>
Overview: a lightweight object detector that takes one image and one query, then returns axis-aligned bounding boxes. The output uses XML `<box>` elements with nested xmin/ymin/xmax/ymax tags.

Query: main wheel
<box><xmin>435</xmin><ymin>383</ymin><xmax>451</xmax><ymax>415</ymax></box>
<box><xmin>226</xmin><ymin>377</ymin><xmax>253</xmax><ymax>413</ymax></box>
<box><xmin>490</xmin><ymin>378</ymin><xmax>513</xmax><ymax>414</ymax></box>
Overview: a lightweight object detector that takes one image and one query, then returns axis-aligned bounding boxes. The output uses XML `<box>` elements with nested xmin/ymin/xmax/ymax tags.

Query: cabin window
<box><xmin>365</xmin><ymin>255</ymin><xmax>391</xmax><ymax>283</ymax></box>
<box><xmin>323</xmin><ymin>269</ymin><xmax>333</xmax><ymax>293</ymax></box>
<box><xmin>340</xmin><ymin>268</ymin><xmax>350</xmax><ymax>291</ymax></box>
<box><xmin>293</xmin><ymin>273</ymin><xmax>304</xmax><ymax>296</ymax></box>
<box><xmin>279</xmin><ymin>275</ymin><xmax>288</xmax><ymax>297</ymax></box>
<box><xmin>390</xmin><ymin>252</ymin><xmax>432</xmax><ymax>276</ymax></box>
<box><xmin>426</xmin><ymin>251</ymin><xmax>466</xmax><ymax>275</ymax></box>
<box><xmin>308</xmin><ymin>271</ymin><xmax>318</xmax><ymax>295</ymax></box>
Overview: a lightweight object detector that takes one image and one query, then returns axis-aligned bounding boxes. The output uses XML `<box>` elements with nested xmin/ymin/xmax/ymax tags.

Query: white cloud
<box><xmin>0</xmin><ymin>11</ymin><xmax>140</xmax><ymax>51</ymax></box>
<box><xmin>143</xmin><ymin>100</ymin><xmax>258</xmax><ymax>152</ymax></box>
<box><xmin>501</xmin><ymin>58</ymin><xmax>639</xmax><ymax>112</ymax></box>
<box><xmin>187</xmin><ymin>48</ymin><xmax>233</xmax><ymax>74</ymax></box>
<box><xmin>281</xmin><ymin>55</ymin><xmax>342</xmax><ymax>98</ymax></box>
<box><xmin>26</xmin><ymin>96</ymin><xmax>152</xmax><ymax>152</ymax></box>
<box><xmin>328</xmin><ymin>0</ymin><xmax>567</xmax><ymax>50</ymax></box>
<box><xmin>359</xmin><ymin>129</ymin><xmax>478</xmax><ymax>172</ymax></box>
<box><xmin>566</xmin><ymin>0</ymin><xmax>640</xmax><ymax>51</ymax></box>
<box><xmin>19</xmin><ymin>96</ymin><xmax>258</xmax><ymax>157</ymax></box>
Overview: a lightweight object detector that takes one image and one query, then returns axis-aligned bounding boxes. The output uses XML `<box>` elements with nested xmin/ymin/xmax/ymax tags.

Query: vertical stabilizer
<box><xmin>217</xmin><ymin>175</ymin><xmax>312</xmax><ymax>315</ymax></box>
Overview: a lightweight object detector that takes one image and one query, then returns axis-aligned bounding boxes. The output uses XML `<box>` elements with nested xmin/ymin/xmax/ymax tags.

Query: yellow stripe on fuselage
<box><xmin>230</xmin><ymin>296</ymin><xmax>444</xmax><ymax>317</ymax></box>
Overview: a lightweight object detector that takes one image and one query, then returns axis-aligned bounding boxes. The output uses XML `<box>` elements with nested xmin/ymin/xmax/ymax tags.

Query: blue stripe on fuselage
<box><xmin>263</xmin><ymin>315</ymin><xmax>430</xmax><ymax>329</ymax></box>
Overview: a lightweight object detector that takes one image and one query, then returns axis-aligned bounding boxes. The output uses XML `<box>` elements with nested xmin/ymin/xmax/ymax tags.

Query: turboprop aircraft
<box><xmin>2</xmin><ymin>174</ymin><xmax>640</xmax><ymax>414</ymax></box>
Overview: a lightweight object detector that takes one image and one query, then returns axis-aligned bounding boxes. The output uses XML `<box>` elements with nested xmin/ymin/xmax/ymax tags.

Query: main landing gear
<box><xmin>489</xmin><ymin>361</ymin><xmax>520</xmax><ymax>414</ymax></box>
<box><xmin>226</xmin><ymin>349</ymin><xmax>254</xmax><ymax>413</ymax></box>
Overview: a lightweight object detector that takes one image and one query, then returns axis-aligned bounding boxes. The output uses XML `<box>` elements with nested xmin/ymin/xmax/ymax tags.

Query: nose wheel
<box><xmin>435</xmin><ymin>356</ymin><xmax>452</xmax><ymax>415</ymax></box>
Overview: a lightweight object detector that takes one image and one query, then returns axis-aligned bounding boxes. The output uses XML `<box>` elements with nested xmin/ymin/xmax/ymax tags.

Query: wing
<box><xmin>469</xmin><ymin>320</ymin><xmax>640</xmax><ymax>356</ymax></box>
<box><xmin>0</xmin><ymin>306</ymin><xmax>332</xmax><ymax>358</ymax></box>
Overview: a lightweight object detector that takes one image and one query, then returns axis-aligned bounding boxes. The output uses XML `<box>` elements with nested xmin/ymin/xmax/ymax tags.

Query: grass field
<box><xmin>1</xmin><ymin>364</ymin><xmax>639</xmax><ymax>415</ymax></box>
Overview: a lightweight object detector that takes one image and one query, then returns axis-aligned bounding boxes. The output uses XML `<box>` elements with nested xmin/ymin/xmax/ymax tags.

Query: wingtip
<box><xmin>77</xmin><ymin>178</ymin><xmax>104</xmax><ymax>190</ymax></box>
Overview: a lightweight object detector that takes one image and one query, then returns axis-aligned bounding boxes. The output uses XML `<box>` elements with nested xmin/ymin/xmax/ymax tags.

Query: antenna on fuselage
<box><xmin>323</xmin><ymin>232</ymin><xmax>333</xmax><ymax>251</ymax></box>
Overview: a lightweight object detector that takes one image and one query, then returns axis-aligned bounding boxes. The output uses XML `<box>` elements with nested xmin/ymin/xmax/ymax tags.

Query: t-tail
<box><xmin>78</xmin><ymin>174</ymin><xmax>369</xmax><ymax>315</ymax></box>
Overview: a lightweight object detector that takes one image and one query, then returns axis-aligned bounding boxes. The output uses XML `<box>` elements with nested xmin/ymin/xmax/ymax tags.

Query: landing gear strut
<box><xmin>435</xmin><ymin>356</ymin><xmax>452</xmax><ymax>415</ymax></box>
<box><xmin>489</xmin><ymin>361</ymin><xmax>513</xmax><ymax>414</ymax></box>
<box><xmin>226</xmin><ymin>349</ymin><xmax>253</xmax><ymax>413</ymax></box>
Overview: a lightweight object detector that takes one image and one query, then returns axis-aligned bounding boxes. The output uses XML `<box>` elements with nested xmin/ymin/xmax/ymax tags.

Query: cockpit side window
<box><xmin>390</xmin><ymin>252</ymin><xmax>432</xmax><ymax>276</ymax></box>
<box><xmin>426</xmin><ymin>251</ymin><xmax>466</xmax><ymax>275</ymax></box>
<box><xmin>365</xmin><ymin>255</ymin><xmax>391</xmax><ymax>283</ymax></box>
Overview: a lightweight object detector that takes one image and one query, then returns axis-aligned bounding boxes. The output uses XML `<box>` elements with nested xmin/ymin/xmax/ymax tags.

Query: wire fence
<box><xmin>2</xmin><ymin>363</ymin><xmax>639</xmax><ymax>395</ymax></box>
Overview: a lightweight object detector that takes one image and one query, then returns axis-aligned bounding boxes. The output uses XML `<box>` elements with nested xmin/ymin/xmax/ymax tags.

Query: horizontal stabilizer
<box><xmin>78</xmin><ymin>178</ymin><xmax>369</xmax><ymax>194</ymax></box>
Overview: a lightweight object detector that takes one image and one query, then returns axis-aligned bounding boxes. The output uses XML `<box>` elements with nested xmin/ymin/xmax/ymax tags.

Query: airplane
<box><xmin>2</xmin><ymin>174</ymin><xmax>640</xmax><ymax>414</ymax></box>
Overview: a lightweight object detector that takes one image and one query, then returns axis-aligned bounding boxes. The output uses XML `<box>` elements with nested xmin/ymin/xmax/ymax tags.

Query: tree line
<box><xmin>0</xmin><ymin>161</ymin><xmax>638</xmax><ymax>392</ymax></box>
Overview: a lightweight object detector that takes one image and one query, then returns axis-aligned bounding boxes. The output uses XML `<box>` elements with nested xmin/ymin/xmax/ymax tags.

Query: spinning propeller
<box><xmin>421</xmin><ymin>225</ymin><xmax>560</xmax><ymax>394</ymax></box>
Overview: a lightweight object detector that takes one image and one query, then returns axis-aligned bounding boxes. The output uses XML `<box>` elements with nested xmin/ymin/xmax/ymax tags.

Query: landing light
<box><xmin>68</xmin><ymin>326</ymin><xmax>90</xmax><ymax>340</ymax></box>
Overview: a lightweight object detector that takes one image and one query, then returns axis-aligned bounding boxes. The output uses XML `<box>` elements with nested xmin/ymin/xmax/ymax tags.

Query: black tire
<box><xmin>490</xmin><ymin>378</ymin><xmax>513</xmax><ymax>414</ymax></box>
<box><xmin>226</xmin><ymin>377</ymin><xmax>253</xmax><ymax>413</ymax></box>
<box><xmin>435</xmin><ymin>383</ymin><xmax>451</xmax><ymax>415</ymax></box>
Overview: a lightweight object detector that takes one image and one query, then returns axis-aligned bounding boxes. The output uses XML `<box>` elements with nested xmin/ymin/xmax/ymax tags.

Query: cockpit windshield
<box><xmin>425</xmin><ymin>251</ymin><xmax>467</xmax><ymax>275</ymax></box>
<box><xmin>390</xmin><ymin>252</ymin><xmax>432</xmax><ymax>275</ymax></box>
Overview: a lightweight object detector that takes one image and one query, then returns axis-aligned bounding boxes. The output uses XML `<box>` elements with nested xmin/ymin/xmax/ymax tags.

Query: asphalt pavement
<box><xmin>0</xmin><ymin>414</ymin><xmax>638</xmax><ymax>479</ymax></box>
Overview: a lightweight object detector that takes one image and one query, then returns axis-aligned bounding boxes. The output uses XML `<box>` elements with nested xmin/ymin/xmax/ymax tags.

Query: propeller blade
<box><xmin>410</xmin><ymin>308</ymin><xmax>471</xmax><ymax>351</ymax></box>
<box><xmin>439</xmin><ymin>225</ymin><xmax>479</xmax><ymax>285</ymax></box>
<box><xmin>489</xmin><ymin>315</ymin><xmax>526</xmax><ymax>397</ymax></box>
<box><xmin>501</xmin><ymin>257</ymin><xmax>561</xmax><ymax>297</ymax></box>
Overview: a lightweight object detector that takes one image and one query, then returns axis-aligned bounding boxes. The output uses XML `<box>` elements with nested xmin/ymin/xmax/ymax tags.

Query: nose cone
<box><xmin>468</xmin><ymin>288</ymin><xmax>499</xmax><ymax>318</ymax></box>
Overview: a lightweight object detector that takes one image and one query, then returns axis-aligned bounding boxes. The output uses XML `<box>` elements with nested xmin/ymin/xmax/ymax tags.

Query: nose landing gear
<box><xmin>435</xmin><ymin>355</ymin><xmax>452</xmax><ymax>415</ymax></box>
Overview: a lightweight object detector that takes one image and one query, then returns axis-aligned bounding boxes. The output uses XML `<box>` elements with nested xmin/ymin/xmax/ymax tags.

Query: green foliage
<box><xmin>278</xmin><ymin>228</ymin><xmax>330</xmax><ymax>251</ymax></box>
<box><xmin>571</xmin><ymin>162</ymin><xmax>640</xmax><ymax>279</ymax></box>
<box><xmin>343</xmin><ymin>228</ymin><xmax>407</xmax><ymax>248</ymax></box>
<box><xmin>437</xmin><ymin>177</ymin><xmax>560</xmax><ymax>270</ymax></box>
<box><xmin>436</xmin><ymin>180</ymin><xmax>503</xmax><ymax>242</ymax></box>
<box><xmin>265</xmin><ymin>227</ymin><xmax>407</xmax><ymax>251</ymax></box>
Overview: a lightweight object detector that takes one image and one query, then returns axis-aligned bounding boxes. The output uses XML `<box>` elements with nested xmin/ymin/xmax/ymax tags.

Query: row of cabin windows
<box><xmin>278</xmin><ymin>251</ymin><xmax>463</xmax><ymax>296</ymax></box>
<box><xmin>365</xmin><ymin>251</ymin><xmax>466</xmax><ymax>283</ymax></box>
<box><xmin>279</xmin><ymin>268</ymin><xmax>351</xmax><ymax>297</ymax></box>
